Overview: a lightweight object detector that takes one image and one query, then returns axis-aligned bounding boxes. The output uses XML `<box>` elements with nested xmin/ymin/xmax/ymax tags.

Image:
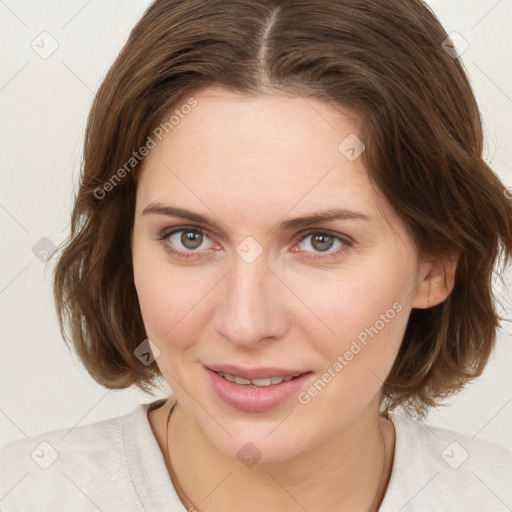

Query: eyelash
<box><xmin>157</xmin><ymin>226</ymin><xmax>353</xmax><ymax>261</ymax></box>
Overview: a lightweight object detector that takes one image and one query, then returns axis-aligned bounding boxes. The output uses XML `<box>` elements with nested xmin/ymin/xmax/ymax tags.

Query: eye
<box><xmin>294</xmin><ymin>230</ymin><xmax>352</xmax><ymax>259</ymax></box>
<box><xmin>158</xmin><ymin>227</ymin><xmax>218</xmax><ymax>259</ymax></box>
<box><xmin>158</xmin><ymin>226</ymin><xmax>353</xmax><ymax>261</ymax></box>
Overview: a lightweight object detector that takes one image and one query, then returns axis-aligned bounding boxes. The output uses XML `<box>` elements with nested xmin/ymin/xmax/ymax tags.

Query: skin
<box><xmin>132</xmin><ymin>85</ymin><xmax>457</xmax><ymax>512</ymax></box>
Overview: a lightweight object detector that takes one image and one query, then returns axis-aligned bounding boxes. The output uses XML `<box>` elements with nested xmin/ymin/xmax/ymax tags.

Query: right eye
<box><xmin>158</xmin><ymin>226</ymin><xmax>220</xmax><ymax>259</ymax></box>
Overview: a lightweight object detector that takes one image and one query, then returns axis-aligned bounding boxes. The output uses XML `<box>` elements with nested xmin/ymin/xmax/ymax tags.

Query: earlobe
<box><xmin>412</xmin><ymin>252</ymin><xmax>459</xmax><ymax>309</ymax></box>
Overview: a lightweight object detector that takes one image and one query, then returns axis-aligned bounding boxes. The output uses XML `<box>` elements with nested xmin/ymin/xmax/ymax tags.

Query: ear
<box><xmin>411</xmin><ymin>251</ymin><xmax>459</xmax><ymax>309</ymax></box>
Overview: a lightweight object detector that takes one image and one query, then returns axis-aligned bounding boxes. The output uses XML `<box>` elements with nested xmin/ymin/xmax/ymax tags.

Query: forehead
<box><xmin>135</xmin><ymin>86</ymin><xmax>403</xmax><ymax>240</ymax></box>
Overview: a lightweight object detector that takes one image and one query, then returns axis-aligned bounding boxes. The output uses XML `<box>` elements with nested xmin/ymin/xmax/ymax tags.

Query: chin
<box><xmin>209</xmin><ymin>425</ymin><xmax>309</xmax><ymax>465</ymax></box>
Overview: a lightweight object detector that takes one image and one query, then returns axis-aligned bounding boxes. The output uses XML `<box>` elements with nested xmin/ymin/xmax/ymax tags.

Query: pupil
<box><xmin>182</xmin><ymin>231</ymin><xmax>202</xmax><ymax>249</ymax></box>
<box><xmin>312</xmin><ymin>234</ymin><xmax>333</xmax><ymax>252</ymax></box>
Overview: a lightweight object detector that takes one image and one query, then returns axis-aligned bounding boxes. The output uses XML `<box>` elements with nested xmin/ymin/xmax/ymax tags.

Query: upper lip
<box><xmin>205</xmin><ymin>364</ymin><xmax>310</xmax><ymax>380</ymax></box>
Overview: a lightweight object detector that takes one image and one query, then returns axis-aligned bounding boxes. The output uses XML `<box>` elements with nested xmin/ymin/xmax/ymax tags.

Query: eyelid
<box><xmin>158</xmin><ymin>225</ymin><xmax>218</xmax><ymax>250</ymax></box>
<box><xmin>297</xmin><ymin>228</ymin><xmax>353</xmax><ymax>245</ymax></box>
<box><xmin>159</xmin><ymin>226</ymin><xmax>215</xmax><ymax>243</ymax></box>
<box><xmin>295</xmin><ymin>229</ymin><xmax>353</xmax><ymax>260</ymax></box>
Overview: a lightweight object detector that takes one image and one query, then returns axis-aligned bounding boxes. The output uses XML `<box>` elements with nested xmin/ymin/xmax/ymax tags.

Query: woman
<box><xmin>1</xmin><ymin>0</ymin><xmax>511</xmax><ymax>511</ymax></box>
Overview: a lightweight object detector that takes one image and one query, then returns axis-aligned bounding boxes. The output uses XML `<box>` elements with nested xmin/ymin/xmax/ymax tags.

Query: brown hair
<box><xmin>53</xmin><ymin>0</ymin><xmax>512</xmax><ymax>417</ymax></box>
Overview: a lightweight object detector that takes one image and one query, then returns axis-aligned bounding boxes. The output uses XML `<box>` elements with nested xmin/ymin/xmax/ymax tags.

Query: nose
<box><xmin>215</xmin><ymin>251</ymin><xmax>289</xmax><ymax>348</ymax></box>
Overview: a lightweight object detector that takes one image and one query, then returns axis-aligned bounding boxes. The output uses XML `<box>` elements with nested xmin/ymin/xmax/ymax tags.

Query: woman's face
<box><xmin>132</xmin><ymin>86</ymin><xmax>429</xmax><ymax>462</ymax></box>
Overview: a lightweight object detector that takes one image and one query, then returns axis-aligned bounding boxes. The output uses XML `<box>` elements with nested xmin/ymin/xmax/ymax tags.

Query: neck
<box><xmin>162</xmin><ymin>398</ymin><xmax>395</xmax><ymax>512</ymax></box>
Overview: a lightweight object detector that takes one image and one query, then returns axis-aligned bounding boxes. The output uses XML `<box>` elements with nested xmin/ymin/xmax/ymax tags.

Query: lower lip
<box><xmin>205</xmin><ymin>367</ymin><xmax>313</xmax><ymax>413</ymax></box>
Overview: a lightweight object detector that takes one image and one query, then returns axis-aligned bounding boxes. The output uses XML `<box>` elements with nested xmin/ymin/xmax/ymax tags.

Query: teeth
<box><xmin>218</xmin><ymin>372</ymin><xmax>297</xmax><ymax>387</ymax></box>
<box><xmin>252</xmin><ymin>378</ymin><xmax>273</xmax><ymax>387</ymax></box>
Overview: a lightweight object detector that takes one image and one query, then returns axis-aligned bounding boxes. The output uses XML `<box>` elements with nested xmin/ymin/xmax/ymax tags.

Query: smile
<box><xmin>215</xmin><ymin>371</ymin><xmax>301</xmax><ymax>387</ymax></box>
<box><xmin>205</xmin><ymin>366</ymin><xmax>314</xmax><ymax>412</ymax></box>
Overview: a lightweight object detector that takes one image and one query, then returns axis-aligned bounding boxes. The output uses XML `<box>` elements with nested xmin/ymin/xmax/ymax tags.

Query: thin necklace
<box><xmin>164</xmin><ymin>402</ymin><xmax>392</xmax><ymax>512</ymax></box>
<box><xmin>165</xmin><ymin>400</ymin><xmax>200</xmax><ymax>512</ymax></box>
<box><xmin>370</xmin><ymin>420</ymin><xmax>392</xmax><ymax>511</ymax></box>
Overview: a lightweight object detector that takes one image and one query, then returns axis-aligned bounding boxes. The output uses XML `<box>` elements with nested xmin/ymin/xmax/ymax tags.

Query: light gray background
<box><xmin>1</xmin><ymin>0</ymin><xmax>511</xmax><ymax>451</ymax></box>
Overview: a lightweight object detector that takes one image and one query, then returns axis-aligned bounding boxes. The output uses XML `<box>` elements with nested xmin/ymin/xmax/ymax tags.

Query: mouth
<box><xmin>205</xmin><ymin>363</ymin><xmax>310</xmax><ymax>380</ymax></box>
<box><xmin>204</xmin><ymin>365</ymin><xmax>314</xmax><ymax>412</ymax></box>
<box><xmin>214</xmin><ymin>371</ymin><xmax>304</xmax><ymax>387</ymax></box>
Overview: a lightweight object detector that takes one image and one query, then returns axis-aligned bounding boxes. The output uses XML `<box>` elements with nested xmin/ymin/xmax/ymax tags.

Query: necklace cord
<box><xmin>165</xmin><ymin>400</ymin><xmax>198</xmax><ymax>511</ymax></box>
<box><xmin>164</xmin><ymin>400</ymin><xmax>391</xmax><ymax>512</ymax></box>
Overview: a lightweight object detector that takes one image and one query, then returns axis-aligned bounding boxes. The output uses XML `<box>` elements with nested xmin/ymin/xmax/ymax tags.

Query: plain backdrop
<box><xmin>1</xmin><ymin>0</ymin><xmax>511</xmax><ymax>452</ymax></box>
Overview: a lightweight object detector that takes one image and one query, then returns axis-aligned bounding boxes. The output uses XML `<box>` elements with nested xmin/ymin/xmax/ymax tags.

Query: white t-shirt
<box><xmin>1</xmin><ymin>397</ymin><xmax>511</xmax><ymax>511</ymax></box>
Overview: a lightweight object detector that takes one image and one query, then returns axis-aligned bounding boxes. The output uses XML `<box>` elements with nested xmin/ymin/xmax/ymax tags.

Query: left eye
<box><xmin>295</xmin><ymin>231</ymin><xmax>351</xmax><ymax>257</ymax></box>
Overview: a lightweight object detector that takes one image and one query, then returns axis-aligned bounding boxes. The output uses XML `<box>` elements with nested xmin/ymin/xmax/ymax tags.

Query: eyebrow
<box><xmin>141</xmin><ymin>203</ymin><xmax>372</xmax><ymax>230</ymax></box>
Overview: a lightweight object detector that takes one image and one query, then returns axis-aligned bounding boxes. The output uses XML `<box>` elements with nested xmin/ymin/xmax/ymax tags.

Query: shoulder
<box><xmin>0</xmin><ymin>411</ymin><xmax>124</xmax><ymax>472</ymax></box>
<box><xmin>380</xmin><ymin>413</ymin><xmax>512</xmax><ymax>512</ymax></box>
<box><xmin>392</xmin><ymin>413</ymin><xmax>512</xmax><ymax>475</ymax></box>
<box><xmin>0</xmin><ymin>403</ymin><xmax>151</xmax><ymax>512</ymax></box>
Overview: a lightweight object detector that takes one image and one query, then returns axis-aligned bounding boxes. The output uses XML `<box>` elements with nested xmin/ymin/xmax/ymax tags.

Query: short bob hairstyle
<box><xmin>53</xmin><ymin>0</ymin><xmax>512</xmax><ymax>418</ymax></box>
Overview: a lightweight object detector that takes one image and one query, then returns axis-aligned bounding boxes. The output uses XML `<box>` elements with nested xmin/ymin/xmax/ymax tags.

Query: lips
<box><xmin>205</xmin><ymin>364</ymin><xmax>308</xmax><ymax>380</ymax></box>
<box><xmin>204</xmin><ymin>364</ymin><xmax>314</xmax><ymax>412</ymax></box>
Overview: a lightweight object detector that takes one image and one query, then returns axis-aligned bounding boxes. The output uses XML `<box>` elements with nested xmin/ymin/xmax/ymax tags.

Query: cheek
<box><xmin>302</xmin><ymin>258</ymin><xmax>414</xmax><ymax>370</ymax></box>
<box><xmin>132</xmin><ymin>245</ymin><xmax>211</xmax><ymax>350</ymax></box>
<box><xmin>295</xmin><ymin>270</ymin><xmax>411</xmax><ymax>425</ymax></box>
